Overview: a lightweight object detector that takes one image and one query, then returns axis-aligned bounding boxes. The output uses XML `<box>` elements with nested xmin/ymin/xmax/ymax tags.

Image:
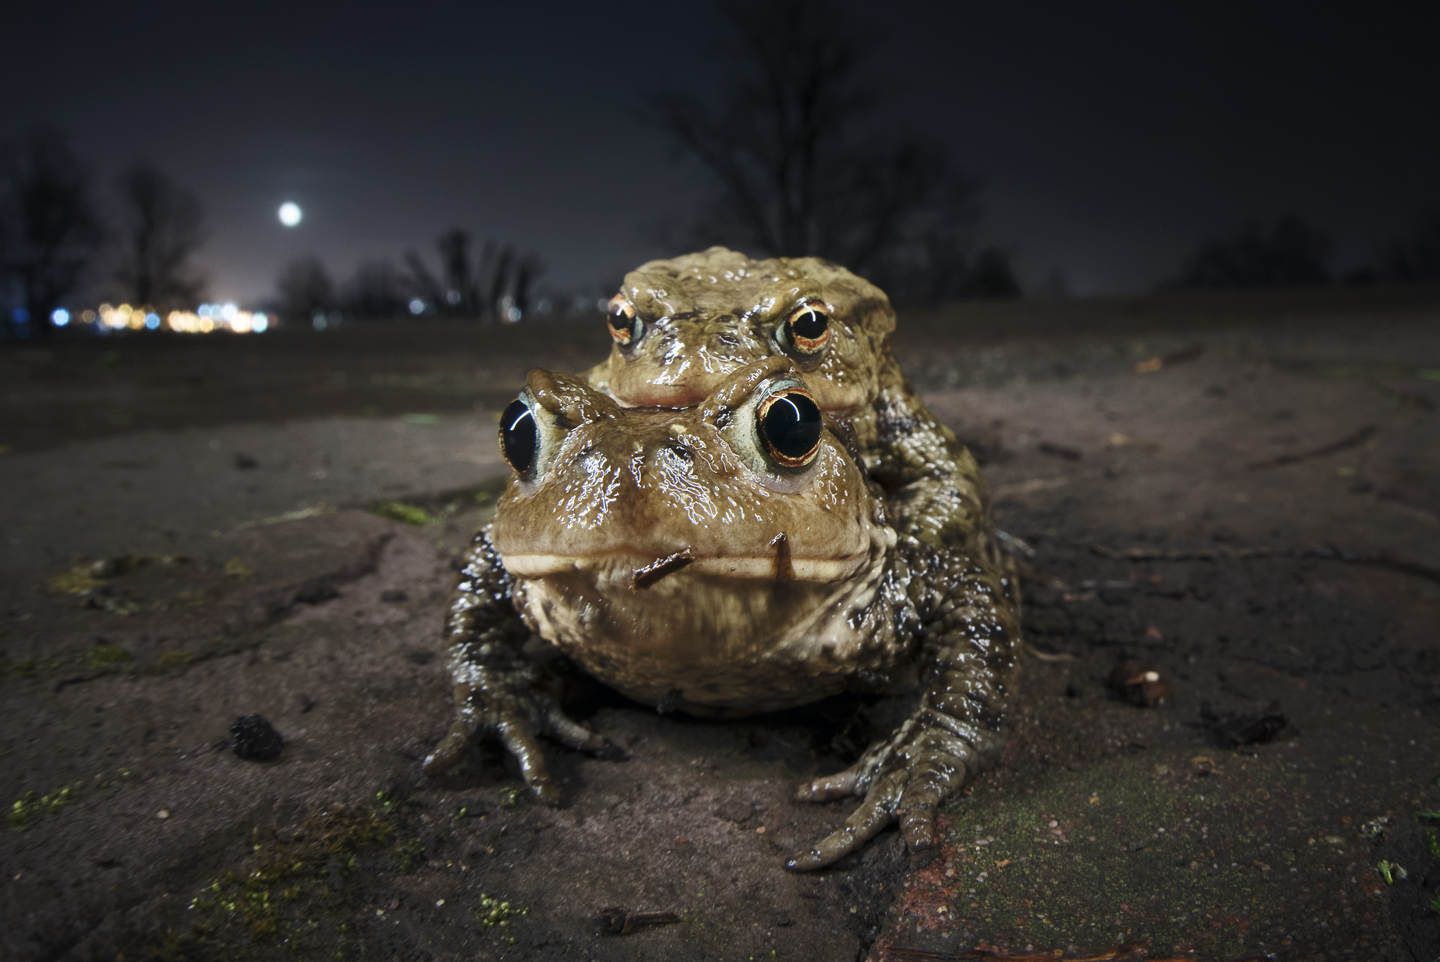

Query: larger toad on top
<box><xmin>586</xmin><ymin>247</ymin><xmax>992</xmax><ymax>553</ymax></box>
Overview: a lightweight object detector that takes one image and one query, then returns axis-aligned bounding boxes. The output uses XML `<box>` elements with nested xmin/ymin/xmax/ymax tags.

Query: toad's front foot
<box><xmin>422</xmin><ymin>678</ymin><xmax>625</xmax><ymax>805</ymax></box>
<box><xmin>786</xmin><ymin>708</ymin><xmax>992</xmax><ymax>871</ymax></box>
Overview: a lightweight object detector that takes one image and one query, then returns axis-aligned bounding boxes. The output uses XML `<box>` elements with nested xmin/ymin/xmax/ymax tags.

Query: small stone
<box><xmin>157</xmin><ymin>809</ymin><xmax>170</xmax><ymax>819</ymax></box>
<box><xmin>230</xmin><ymin>714</ymin><xmax>284</xmax><ymax>761</ymax></box>
<box><xmin>713</xmin><ymin>798</ymin><xmax>753</xmax><ymax>823</ymax></box>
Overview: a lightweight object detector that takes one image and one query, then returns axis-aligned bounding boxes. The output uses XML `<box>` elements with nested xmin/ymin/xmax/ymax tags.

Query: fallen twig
<box><xmin>1245</xmin><ymin>424</ymin><xmax>1376</xmax><ymax>470</ymax></box>
<box><xmin>597</xmin><ymin>907</ymin><xmax>681</xmax><ymax>935</ymax></box>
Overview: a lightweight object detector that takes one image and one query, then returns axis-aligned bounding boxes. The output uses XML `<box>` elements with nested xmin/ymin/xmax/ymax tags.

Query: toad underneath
<box><xmin>424</xmin><ymin>350</ymin><xmax>1022</xmax><ymax>869</ymax></box>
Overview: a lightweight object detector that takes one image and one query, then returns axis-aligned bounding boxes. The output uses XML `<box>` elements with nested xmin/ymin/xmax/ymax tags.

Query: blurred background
<box><xmin>4</xmin><ymin>0</ymin><xmax>1439</xmax><ymax>335</ymax></box>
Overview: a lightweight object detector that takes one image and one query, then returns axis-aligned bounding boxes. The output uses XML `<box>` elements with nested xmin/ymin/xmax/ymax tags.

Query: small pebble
<box><xmin>230</xmin><ymin>714</ymin><xmax>284</xmax><ymax>761</ymax></box>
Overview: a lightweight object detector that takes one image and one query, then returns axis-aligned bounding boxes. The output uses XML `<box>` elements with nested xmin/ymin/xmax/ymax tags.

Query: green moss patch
<box><xmin>368</xmin><ymin>501</ymin><xmax>432</xmax><ymax>526</ymax></box>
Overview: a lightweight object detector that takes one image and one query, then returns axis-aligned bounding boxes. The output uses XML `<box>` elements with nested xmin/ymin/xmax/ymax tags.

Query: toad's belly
<box><xmin>508</xmin><ymin>556</ymin><xmax>900</xmax><ymax>715</ymax></box>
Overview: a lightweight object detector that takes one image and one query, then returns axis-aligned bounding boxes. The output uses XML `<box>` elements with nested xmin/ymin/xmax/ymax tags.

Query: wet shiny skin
<box><xmin>426</xmin><ymin>258</ymin><xmax>1022</xmax><ymax>871</ymax></box>
<box><xmin>587</xmin><ymin>247</ymin><xmax>986</xmax><ymax>551</ymax></box>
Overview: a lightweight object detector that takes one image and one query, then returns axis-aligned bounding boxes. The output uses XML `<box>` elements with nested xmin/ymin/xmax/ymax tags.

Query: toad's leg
<box><xmin>423</xmin><ymin>530</ymin><xmax>622</xmax><ymax>803</ymax></box>
<box><xmin>787</xmin><ymin>550</ymin><xmax>1020</xmax><ymax>871</ymax></box>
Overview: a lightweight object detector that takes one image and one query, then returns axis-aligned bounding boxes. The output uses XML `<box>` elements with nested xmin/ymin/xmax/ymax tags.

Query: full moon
<box><xmin>278</xmin><ymin>202</ymin><xmax>302</xmax><ymax>227</ymax></box>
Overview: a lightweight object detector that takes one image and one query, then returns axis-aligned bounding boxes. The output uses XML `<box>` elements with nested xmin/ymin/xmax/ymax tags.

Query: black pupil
<box><xmin>500</xmin><ymin>398</ymin><xmax>537</xmax><ymax>474</ymax></box>
<box><xmin>791</xmin><ymin>307</ymin><xmax>828</xmax><ymax>341</ymax></box>
<box><xmin>760</xmin><ymin>391</ymin><xmax>822</xmax><ymax>462</ymax></box>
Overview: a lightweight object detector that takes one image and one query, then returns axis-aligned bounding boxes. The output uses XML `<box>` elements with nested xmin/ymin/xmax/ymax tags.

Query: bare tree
<box><xmin>1177</xmin><ymin>215</ymin><xmax>1332</xmax><ymax>288</ymax></box>
<box><xmin>1380</xmin><ymin>210</ymin><xmax>1440</xmax><ymax>282</ymax></box>
<box><xmin>645</xmin><ymin>0</ymin><xmax>987</xmax><ymax>297</ymax></box>
<box><xmin>511</xmin><ymin>252</ymin><xmax>545</xmax><ymax>318</ymax></box>
<box><xmin>0</xmin><ymin>125</ymin><xmax>104</xmax><ymax>335</ymax></box>
<box><xmin>403</xmin><ymin>249</ymin><xmax>443</xmax><ymax>311</ymax></box>
<box><xmin>113</xmin><ymin>161</ymin><xmax>208</xmax><ymax>309</ymax></box>
<box><xmin>399</xmin><ymin>235</ymin><xmax>546</xmax><ymax>321</ymax></box>
<box><xmin>485</xmin><ymin>244</ymin><xmax>514</xmax><ymax>319</ymax></box>
<box><xmin>275</xmin><ymin>255</ymin><xmax>334</xmax><ymax>323</ymax></box>
<box><xmin>437</xmin><ymin>227</ymin><xmax>479</xmax><ymax>315</ymax></box>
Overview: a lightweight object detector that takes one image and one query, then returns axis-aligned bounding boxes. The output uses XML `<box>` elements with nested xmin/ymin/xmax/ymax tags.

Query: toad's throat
<box><xmin>500</xmin><ymin>548</ymin><xmax>867</xmax><ymax>584</ymax></box>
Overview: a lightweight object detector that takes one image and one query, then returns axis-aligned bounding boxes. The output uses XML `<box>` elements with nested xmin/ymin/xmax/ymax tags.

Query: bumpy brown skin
<box><xmin>422</xmin><ymin>535</ymin><xmax>623</xmax><ymax>805</ymax></box>
<box><xmin>425</xmin><ymin>363</ymin><xmax>1023</xmax><ymax>870</ymax></box>
<box><xmin>588</xmin><ymin>247</ymin><xmax>999</xmax><ymax>556</ymax></box>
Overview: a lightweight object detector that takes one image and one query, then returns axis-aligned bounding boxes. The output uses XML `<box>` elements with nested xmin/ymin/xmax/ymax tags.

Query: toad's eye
<box><xmin>499</xmin><ymin>397</ymin><xmax>537</xmax><ymax>475</ymax></box>
<box><xmin>606</xmin><ymin>293</ymin><xmax>642</xmax><ymax>347</ymax></box>
<box><xmin>757</xmin><ymin>387</ymin><xmax>822</xmax><ymax>468</ymax></box>
<box><xmin>783</xmin><ymin>301</ymin><xmax>830</xmax><ymax>355</ymax></box>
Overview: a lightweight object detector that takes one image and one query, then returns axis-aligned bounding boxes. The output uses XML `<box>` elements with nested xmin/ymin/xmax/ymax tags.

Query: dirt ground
<box><xmin>2</xmin><ymin>288</ymin><xmax>1439</xmax><ymax>961</ymax></box>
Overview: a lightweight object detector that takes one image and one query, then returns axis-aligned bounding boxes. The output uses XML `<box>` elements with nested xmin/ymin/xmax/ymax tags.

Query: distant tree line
<box><xmin>273</xmin><ymin>231</ymin><xmax>548</xmax><ymax>325</ymax></box>
<box><xmin>0</xmin><ymin>124</ymin><xmax>209</xmax><ymax>337</ymax></box>
<box><xmin>1173</xmin><ymin>211</ymin><xmax>1440</xmax><ymax>290</ymax></box>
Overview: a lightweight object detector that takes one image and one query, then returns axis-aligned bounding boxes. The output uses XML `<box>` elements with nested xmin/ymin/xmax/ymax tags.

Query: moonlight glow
<box><xmin>278</xmin><ymin>202</ymin><xmax>302</xmax><ymax>227</ymax></box>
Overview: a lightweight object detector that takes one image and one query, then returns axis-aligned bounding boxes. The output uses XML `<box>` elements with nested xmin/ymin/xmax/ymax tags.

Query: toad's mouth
<box><xmin>500</xmin><ymin>535</ymin><xmax>868</xmax><ymax>587</ymax></box>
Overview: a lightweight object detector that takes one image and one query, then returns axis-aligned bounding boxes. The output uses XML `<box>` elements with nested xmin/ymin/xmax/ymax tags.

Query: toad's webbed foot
<box><xmin>423</xmin><ymin>529</ymin><xmax>626</xmax><ymax>803</ymax></box>
<box><xmin>786</xmin><ymin>707</ymin><xmax>994</xmax><ymax>871</ymax></box>
<box><xmin>420</xmin><ymin>676</ymin><xmax>624</xmax><ymax>806</ymax></box>
<box><xmin>423</xmin><ymin>669</ymin><xmax>625</xmax><ymax>804</ymax></box>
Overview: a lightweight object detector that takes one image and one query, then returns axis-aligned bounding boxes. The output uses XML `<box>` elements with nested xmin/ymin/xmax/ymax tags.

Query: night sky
<box><xmin>6</xmin><ymin>1</ymin><xmax>1438</xmax><ymax>303</ymax></box>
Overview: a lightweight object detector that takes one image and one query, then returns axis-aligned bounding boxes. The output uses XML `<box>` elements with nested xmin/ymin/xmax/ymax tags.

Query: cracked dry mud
<box><xmin>3</xmin><ymin>291</ymin><xmax>1440</xmax><ymax>961</ymax></box>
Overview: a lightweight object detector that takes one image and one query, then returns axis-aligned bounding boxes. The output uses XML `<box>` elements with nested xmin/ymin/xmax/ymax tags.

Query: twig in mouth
<box><xmin>632</xmin><ymin>549</ymin><xmax>694</xmax><ymax>590</ymax></box>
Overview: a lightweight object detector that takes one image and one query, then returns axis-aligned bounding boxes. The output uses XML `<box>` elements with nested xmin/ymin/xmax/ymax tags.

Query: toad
<box><xmin>425</xmin><ymin>359</ymin><xmax>1021</xmax><ymax>870</ymax></box>
<box><xmin>586</xmin><ymin>247</ymin><xmax>987</xmax><ymax>552</ymax></box>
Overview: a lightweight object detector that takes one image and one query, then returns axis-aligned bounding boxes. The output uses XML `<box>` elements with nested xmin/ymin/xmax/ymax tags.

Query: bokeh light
<box><xmin>278</xmin><ymin>201</ymin><xmax>302</xmax><ymax>227</ymax></box>
<box><xmin>52</xmin><ymin>308</ymin><xmax>70</xmax><ymax>326</ymax></box>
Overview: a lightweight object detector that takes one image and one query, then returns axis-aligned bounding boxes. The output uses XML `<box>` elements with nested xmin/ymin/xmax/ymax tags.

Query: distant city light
<box><xmin>408</xmin><ymin>298</ymin><xmax>425</xmax><ymax>315</ymax></box>
<box><xmin>278</xmin><ymin>201</ymin><xmax>302</xmax><ymax>227</ymax></box>
<box><xmin>32</xmin><ymin>302</ymin><xmax>271</xmax><ymax>335</ymax></box>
